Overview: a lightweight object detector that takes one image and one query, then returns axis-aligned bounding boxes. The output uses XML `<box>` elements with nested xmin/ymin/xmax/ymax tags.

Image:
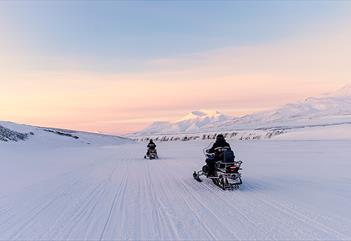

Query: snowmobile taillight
<box><xmin>227</xmin><ymin>166</ymin><xmax>238</xmax><ymax>173</ymax></box>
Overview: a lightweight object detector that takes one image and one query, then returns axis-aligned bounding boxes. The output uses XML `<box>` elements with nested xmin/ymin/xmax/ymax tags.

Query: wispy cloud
<box><xmin>1</xmin><ymin>3</ymin><xmax>350</xmax><ymax>134</ymax></box>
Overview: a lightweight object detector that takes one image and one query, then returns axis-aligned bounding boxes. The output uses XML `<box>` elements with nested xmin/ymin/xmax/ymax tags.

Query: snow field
<box><xmin>0</xmin><ymin>140</ymin><xmax>350</xmax><ymax>240</ymax></box>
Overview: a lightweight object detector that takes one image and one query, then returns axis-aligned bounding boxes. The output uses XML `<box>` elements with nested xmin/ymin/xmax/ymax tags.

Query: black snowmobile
<box><xmin>144</xmin><ymin>148</ymin><xmax>158</xmax><ymax>160</ymax></box>
<box><xmin>193</xmin><ymin>146</ymin><xmax>243</xmax><ymax>190</ymax></box>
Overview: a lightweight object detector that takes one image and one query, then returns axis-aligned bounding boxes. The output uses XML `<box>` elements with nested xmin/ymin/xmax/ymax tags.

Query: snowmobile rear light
<box><xmin>227</xmin><ymin>166</ymin><xmax>238</xmax><ymax>173</ymax></box>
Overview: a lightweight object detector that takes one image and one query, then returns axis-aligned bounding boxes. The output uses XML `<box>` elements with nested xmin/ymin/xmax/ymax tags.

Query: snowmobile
<box><xmin>144</xmin><ymin>149</ymin><xmax>158</xmax><ymax>160</ymax></box>
<box><xmin>193</xmin><ymin>146</ymin><xmax>243</xmax><ymax>190</ymax></box>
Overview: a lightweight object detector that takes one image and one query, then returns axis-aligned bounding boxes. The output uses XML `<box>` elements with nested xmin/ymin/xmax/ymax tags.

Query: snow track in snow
<box><xmin>0</xmin><ymin>141</ymin><xmax>350</xmax><ymax>240</ymax></box>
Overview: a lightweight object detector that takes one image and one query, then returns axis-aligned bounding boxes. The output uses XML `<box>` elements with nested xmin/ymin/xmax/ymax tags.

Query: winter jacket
<box><xmin>208</xmin><ymin>140</ymin><xmax>231</xmax><ymax>153</ymax></box>
<box><xmin>147</xmin><ymin>142</ymin><xmax>156</xmax><ymax>150</ymax></box>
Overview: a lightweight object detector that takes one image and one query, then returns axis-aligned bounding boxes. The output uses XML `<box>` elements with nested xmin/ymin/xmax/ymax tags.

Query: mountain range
<box><xmin>132</xmin><ymin>84</ymin><xmax>351</xmax><ymax>136</ymax></box>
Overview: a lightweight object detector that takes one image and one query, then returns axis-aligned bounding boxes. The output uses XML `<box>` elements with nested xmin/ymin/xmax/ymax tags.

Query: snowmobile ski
<box><xmin>193</xmin><ymin>171</ymin><xmax>202</xmax><ymax>182</ymax></box>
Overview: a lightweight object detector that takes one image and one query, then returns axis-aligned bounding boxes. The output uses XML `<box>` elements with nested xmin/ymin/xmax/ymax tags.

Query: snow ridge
<box><xmin>134</xmin><ymin>84</ymin><xmax>351</xmax><ymax>136</ymax></box>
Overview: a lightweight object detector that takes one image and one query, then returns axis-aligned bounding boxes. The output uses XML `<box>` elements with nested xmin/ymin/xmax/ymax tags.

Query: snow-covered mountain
<box><xmin>0</xmin><ymin>121</ymin><xmax>131</xmax><ymax>146</ymax></box>
<box><xmin>133</xmin><ymin>84</ymin><xmax>351</xmax><ymax>136</ymax></box>
<box><xmin>324</xmin><ymin>84</ymin><xmax>351</xmax><ymax>97</ymax></box>
<box><xmin>135</xmin><ymin>110</ymin><xmax>233</xmax><ymax>135</ymax></box>
<box><xmin>226</xmin><ymin>84</ymin><xmax>351</xmax><ymax>129</ymax></box>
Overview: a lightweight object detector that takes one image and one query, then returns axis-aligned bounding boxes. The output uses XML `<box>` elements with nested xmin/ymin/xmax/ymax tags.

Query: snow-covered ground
<box><xmin>1</xmin><ymin>140</ymin><xmax>350</xmax><ymax>240</ymax></box>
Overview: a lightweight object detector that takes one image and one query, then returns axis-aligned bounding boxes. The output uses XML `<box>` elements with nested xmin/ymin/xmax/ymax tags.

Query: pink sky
<box><xmin>1</xmin><ymin>4</ymin><xmax>351</xmax><ymax>134</ymax></box>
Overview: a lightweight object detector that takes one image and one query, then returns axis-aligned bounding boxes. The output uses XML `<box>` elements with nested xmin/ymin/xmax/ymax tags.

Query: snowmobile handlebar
<box><xmin>203</xmin><ymin>142</ymin><xmax>214</xmax><ymax>155</ymax></box>
<box><xmin>205</xmin><ymin>146</ymin><xmax>230</xmax><ymax>155</ymax></box>
<box><xmin>214</xmin><ymin>146</ymin><xmax>231</xmax><ymax>152</ymax></box>
<box><xmin>235</xmin><ymin>160</ymin><xmax>242</xmax><ymax>166</ymax></box>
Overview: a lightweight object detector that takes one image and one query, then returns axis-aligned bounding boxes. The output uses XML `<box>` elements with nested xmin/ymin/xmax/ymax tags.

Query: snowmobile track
<box><xmin>0</xmin><ymin>141</ymin><xmax>351</xmax><ymax>240</ymax></box>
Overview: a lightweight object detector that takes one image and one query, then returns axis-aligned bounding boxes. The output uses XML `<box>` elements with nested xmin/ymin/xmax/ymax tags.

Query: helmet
<box><xmin>216</xmin><ymin>134</ymin><xmax>224</xmax><ymax>141</ymax></box>
<box><xmin>149</xmin><ymin>139</ymin><xmax>154</xmax><ymax>143</ymax></box>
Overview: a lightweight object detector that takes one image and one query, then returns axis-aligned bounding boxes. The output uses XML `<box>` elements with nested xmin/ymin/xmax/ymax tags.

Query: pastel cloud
<box><xmin>1</xmin><ymin>5</ymin><xmax>350</xmax><ymax>134</ymax></box>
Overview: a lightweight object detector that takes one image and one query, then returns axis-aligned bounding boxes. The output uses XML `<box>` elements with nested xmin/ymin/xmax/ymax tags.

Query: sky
<box><xmin>1</xmin><ymin>1</ymin><xmax>351</xmax><ymax>134</ymax></box>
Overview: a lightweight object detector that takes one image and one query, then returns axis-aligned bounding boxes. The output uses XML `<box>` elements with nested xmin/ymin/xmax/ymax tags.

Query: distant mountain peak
<box><xmin>322</xmin><ymin>84</ymin><xmax>351</xmax><ymax>97</ymax></box>
<box><xmin>177</xmin><ymin>110</ymin><xmax>222</xmax><ymax>122</ymax></box>
<box><xmin>133</xmin><ymin>85</ymin><xmax>351</xmax><ymax>136</ymax></box>
<box><xmin>333</xmin><ymin>84</ymin><xmax>351</xmax><ymax>96</ymax></box>
<box><xmin>136</xmin><ymin>110</ymin><xmax>234</xmax><ymax>135</ymax></box>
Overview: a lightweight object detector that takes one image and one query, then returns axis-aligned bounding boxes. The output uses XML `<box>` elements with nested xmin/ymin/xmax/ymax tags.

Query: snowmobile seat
<box><xmin>223</xmin><ymin>149</ymin><xmax>235</xmax><ymax>163</ymax></box>
<box><xmin>215</xmin><ymin>149</ymin><xmax>235</xmax><ymax>169</ymax></box>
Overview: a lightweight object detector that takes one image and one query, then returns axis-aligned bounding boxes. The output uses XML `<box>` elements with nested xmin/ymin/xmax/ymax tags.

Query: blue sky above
<box><xmin>1</xmin><ymin>1</ymin><xmax>348</xmax><ymax>73</ymax></box>
<box><xmin>1</xmin><ymin>1</ymin><xmax>351</xmax><ymax>133</ymax></box>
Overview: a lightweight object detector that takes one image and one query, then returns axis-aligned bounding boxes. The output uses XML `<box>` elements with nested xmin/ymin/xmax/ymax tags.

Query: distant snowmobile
<box><xmin>144</xmin><ymin>139</ymin><xmax>158</xmax><ymax>159</ymax></box>
<box><xmin>144</xmin><ymin>148</ymin><xmax>158</xmax><ymax>160</ymax></box>
<box><xmin>193</xmin><ymin>146</ymin><xmax>243</xmax><ymax>190</ymax></box>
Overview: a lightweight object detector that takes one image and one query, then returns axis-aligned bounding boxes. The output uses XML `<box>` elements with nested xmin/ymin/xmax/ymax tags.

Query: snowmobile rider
<box><xmin>146</xmin><ymin>139</ymin><xmax>157</xmax><ymax>156</ymax></box>
<box><xmin>206</xmin><ymin>134</ymin><xmax>231</xmax><ymax>177</ymax></box>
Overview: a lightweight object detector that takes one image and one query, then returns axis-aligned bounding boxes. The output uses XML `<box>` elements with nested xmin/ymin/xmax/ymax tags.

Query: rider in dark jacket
<box><xmin>207</xmin><ymin>135</ymin><xmax>230</xmax><ymax>154</ymax></box>
<box><xmin>146</xmin><ymin>139</ymin><xmax>156</xmax><ymax>156</ymax></box>
<box><xmin>147</xmin><ymin>139</ymin><xmax>156</xmax><ymax>150</ymax></box>
<box><xmin>206</xmin><ymin>134</ymin><xmax>231</xmax><ymax>177</ymax></box>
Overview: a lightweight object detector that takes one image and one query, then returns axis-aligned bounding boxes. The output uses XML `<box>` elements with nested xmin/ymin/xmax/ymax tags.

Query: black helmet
<box><xmin>149</xmin><ymin>139</ymin><xmax>154</xmax><ymax>143</ymax></box>
<box><xmin>216</xmin><ymin>134</ymin><xmax>224</xmax><ymax>141</ymax></box>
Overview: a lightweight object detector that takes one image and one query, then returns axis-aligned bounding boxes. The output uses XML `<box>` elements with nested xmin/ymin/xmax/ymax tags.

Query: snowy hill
<box><xmin>0</xmin><ymin>121</ymin><xmax>131</xmax><ymax>146</ymax></box>
<box><xmin>0</xmin><ymin>124</ymin><xmax>30</xmax><ymax>142</ymax></box>
<box><xmin>131</xmin><ymin>84</ymin><xmax>351</xmax><ymax>140</ymax></box>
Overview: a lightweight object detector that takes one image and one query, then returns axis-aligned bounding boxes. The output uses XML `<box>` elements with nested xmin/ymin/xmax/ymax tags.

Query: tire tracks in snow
<box><xmin>47</xmin><ymin>180</ymin><xmax>107</xmax><ymax>239</ymax></box>
<box><xmin>244</xmin><ymin>182</ymin><xmax>350</xmax><ymax>240</ymax></box>
<box><xmin>166</xmin><ymin>169</ymin><xmax>241</xmax><ymax>240</ymax></box>
<box><xmin>144</xmin><ymin>159</ymin><xmax>181</xmax><ymax>240</ymax></box>
<box><xmin>0</xmin><ymin>154</ymin><xmax>117</xmax><ymax>240</ymax></box>
<box><xmin>194</xmin><ymin>179</ymin><xmax>275</xmax><ymax>241</ymax></box>
<box><xmin>98</xmin><ymin>159</ymin><xmax>129</xmax><ymax>241</ymax></box>
<box><xmin>41</xmin><ymin>160</ymin><xmax>119</xmax><ymax>240</ymax></box>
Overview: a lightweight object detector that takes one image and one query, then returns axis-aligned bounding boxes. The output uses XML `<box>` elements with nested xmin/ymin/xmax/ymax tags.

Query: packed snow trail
<box><xmin>1</xmin><ymin>141</ymin><xmax>351</xmax><ymax>240</ymax></box>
